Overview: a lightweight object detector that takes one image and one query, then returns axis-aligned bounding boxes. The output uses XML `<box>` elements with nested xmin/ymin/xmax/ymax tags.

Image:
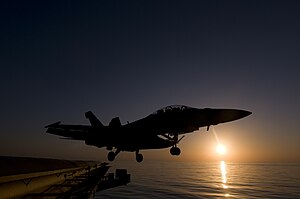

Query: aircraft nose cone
<box><xmin>241</xmin><ymin>110</ymin><xmax>252</xmax><ymax>118</ymax></box>
<box><xmin>209</xmin><ymin>109</ymin><xmax>252</xmax><ymax>124</ymax></box>
<box><xmin>230</xmin><ymin>109</ymin><xmax>252</xmax><ymax>121</ymax></box>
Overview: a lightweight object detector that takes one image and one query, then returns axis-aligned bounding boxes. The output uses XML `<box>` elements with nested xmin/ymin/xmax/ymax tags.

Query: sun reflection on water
<box><xmin>220</xmin><ymin>161</ymin><xmax>227</xmax><ymax>184</ymax></box>
<box><xmin>220</xmin><ymin>160</ymin><xmax>230</xmax><ymax>197</ymax></box>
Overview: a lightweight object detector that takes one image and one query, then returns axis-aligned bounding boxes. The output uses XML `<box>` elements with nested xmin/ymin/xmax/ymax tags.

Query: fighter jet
<box><xmin>45</xmin><ymin>105</ymin><xmax>251</xmax><ymax>162</ymax></box>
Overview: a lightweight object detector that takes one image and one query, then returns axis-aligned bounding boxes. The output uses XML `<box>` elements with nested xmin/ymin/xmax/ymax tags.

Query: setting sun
<box><xmin>216</xmin><ymin>144</ymin><xmax>227</xmax><ymax>155</ymax></box>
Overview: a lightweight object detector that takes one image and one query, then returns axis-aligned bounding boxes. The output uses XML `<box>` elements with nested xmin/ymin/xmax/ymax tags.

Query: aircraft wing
<box><xmin>45</xmin><ymin>122</ymin><xmax>90</xmax><ymax>140</ymax></box>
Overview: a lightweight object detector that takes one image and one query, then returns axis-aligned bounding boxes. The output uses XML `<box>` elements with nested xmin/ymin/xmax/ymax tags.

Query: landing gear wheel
<box><xmin>174</xmin><ymin>147</ymin><xmax>181</xmax><ymax>156</ymax></box>
<box><xmin>136</xmin><ymin>153</ymin><xmax>143</xmax><ymax>163</ymax></box>
<box><xmin>107</xmin><ymin>151</ymin><xmax>115</xmax><ymax>161</ymax></box>
<box><xmin>170</xmin><ymin>147</ymin><xmax>181</xmax><ymax>156</ymax></box>
<box><xmin>170</xmin><ymin>147</ymin><xmax>176</xmax><ymax>155</ymax></box>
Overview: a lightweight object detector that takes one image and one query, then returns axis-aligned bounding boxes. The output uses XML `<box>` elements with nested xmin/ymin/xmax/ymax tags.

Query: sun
<box><xmin>216</xmin><ymin>144</ymin><xmax>227</xmax><ymax>155</ymax></box>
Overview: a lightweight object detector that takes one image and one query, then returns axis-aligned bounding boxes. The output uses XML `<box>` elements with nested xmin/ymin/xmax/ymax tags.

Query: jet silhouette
<box><xmin>46</xmin><ymin>105</ymin><xmax>251</xmax><ymax>162</ymax></box>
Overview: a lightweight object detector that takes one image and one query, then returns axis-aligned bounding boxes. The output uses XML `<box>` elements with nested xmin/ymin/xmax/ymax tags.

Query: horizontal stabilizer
<box><xmin>85</xmin><ymin>111</ymin><xmax>103</xmax><ymax>127</ymax></box>
<box><xmin>59</xmin><ymin>137</ymin><xmax>79</xmax><ymax>140</ymax></box>
<box><xmin>109</xmin><ymin>117</ymin><xmax>121</xmax><ymax>127</ymax></box>
<box><xmin>45</xmin><ymin>121</ymin><xmax>61</xmax><ymax>128</ymax></box>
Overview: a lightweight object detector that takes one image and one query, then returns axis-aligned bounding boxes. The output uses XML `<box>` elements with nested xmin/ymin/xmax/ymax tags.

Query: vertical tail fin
<box><xmin>85</xmin><ymin>111</ymin><xmax>103</xmax><ymax>127</ymax></box>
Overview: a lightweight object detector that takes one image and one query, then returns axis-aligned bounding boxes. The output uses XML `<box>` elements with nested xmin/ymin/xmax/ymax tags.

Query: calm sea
<box><xmin>96</xmin><ymin>161</ymin><xmax>300</xmax><ymax>199</ymax></box>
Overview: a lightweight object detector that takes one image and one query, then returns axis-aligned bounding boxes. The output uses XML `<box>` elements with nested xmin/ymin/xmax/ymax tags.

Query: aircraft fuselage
<box><xmin>46</xmin><ymin>105</ymin><xmax>251</xmax><ymax>162</ymax></box>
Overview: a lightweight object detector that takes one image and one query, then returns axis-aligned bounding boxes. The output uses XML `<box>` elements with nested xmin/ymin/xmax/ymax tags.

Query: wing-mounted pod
<box><xmin>109</xmin><ymin>117</ymin><xmax>121</xmax><ymax>127</ymax></box>
<box><xmin>85</xmin><ymin>111</ymin><xmax>103</xmax><ymax>127</ymax></box>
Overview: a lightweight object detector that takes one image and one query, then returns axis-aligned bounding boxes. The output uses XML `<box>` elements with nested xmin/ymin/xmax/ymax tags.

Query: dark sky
<box><xmin>1</xmin><ymin>1</ymin><xmax>300</xmax><ymax>162</ymax></box>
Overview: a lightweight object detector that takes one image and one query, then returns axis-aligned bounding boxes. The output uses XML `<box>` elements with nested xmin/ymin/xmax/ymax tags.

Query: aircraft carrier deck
<box><xmin>0</xmin><ymin>156</ymin><xmax>130</xmax><ymax>198</ymax></box>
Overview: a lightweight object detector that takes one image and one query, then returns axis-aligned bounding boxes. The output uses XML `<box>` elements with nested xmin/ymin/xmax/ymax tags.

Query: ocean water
<box><xmin>96</xmin><ymin>161</ymin><xmax>300</xmax><ymax>199</ymax></box>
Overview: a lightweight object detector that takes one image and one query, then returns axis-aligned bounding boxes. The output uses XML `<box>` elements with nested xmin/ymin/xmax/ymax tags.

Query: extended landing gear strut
<box><xmin>107</xmin><ymin>148</ymin><xmax>144</xmax><ymax>163</ymax></box>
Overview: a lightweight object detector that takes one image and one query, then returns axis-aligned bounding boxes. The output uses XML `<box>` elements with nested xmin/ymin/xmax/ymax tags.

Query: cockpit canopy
<box><xmin>151</xmin><ymin>105</ymin><xmax>192</xmax><ymax>115</ymax></box>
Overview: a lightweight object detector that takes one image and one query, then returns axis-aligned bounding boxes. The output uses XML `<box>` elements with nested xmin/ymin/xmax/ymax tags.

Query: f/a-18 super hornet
<box><xmin>46</xmin><ymin>105</ymin><xmax>251</xmax><ymax>162</ymax></box>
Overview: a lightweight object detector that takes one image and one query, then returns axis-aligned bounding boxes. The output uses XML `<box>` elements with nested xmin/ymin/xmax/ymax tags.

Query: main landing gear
<box><xmin>107</xmin><ymin>148</ymin><xmax>144</xmax><ymax>163</ymax></box>
<box><xmin>135</xmin><ymin>150</ymin><xmax>143</xmax><ymax>163</ymax></box>
<box><xmin>107</xmin><ymin>148</ymin><xmax>120</xmax><ymax>162</ymax></box>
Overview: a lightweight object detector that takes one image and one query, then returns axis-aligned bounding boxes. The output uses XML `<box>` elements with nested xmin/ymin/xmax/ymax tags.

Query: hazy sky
<box><xmin>1</xmin><ymin>1</ymin><xmax>300</xmax><ymax>163</ymax></box>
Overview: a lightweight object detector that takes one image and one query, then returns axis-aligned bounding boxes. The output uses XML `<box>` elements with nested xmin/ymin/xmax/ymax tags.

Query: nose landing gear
<box><xmin>169</xmin><ymin>134</ymin><xmax>184</xmax><ymax>156</ymax></box>
<box><xmin>170</xmin><ymin>146</ymin><xmax>181</xmax><ymax>156</ymax></box>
